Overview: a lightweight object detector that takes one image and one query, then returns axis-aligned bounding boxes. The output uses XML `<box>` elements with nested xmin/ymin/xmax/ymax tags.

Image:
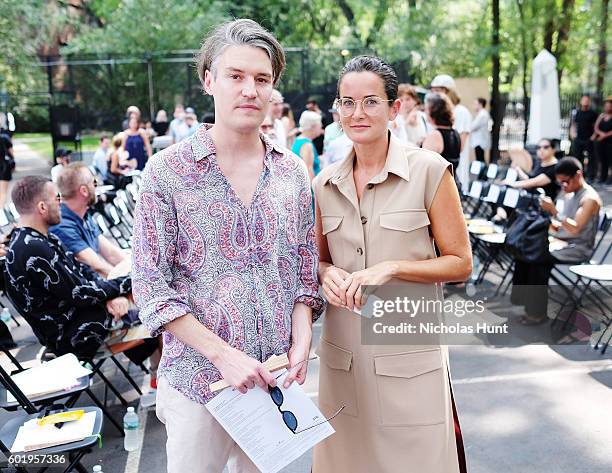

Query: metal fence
<box><xmin>4</xmin><ymin>50</ymin><xmax>602</xmax><ymax>150</ymax></box>
<box><xmin>6</xmin><ymin>48</ymin><xmax>379</xmax><ymax>133</ymax></box>
<box><xmin>499</xmin><ymin>92</ymin><xmax>605</xmax><ymax>150</ymax></box>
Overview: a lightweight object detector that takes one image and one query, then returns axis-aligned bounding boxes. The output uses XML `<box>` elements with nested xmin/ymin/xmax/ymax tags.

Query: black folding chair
<box><xmin>0</xmin><ymin>356</ymin><xmax>123</xmax><ymax>436</ymax></box>
<box><xmin>0</xmin><ymin>363</ymin><xmax>105</xmax><ymax>473</ymax></box>
<box><xmin>0</xmin><ymin>407</ymin><xmax>103</xmax><ymax>473</ymax></box>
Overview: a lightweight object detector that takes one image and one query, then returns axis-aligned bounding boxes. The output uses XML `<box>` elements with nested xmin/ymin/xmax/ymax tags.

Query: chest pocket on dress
<box><xmin>321</xmin><ymin>215</ymin><xmax>345</xmax><ymax>263</ymax></box>
<box><xmin>378</xmin><ymin>209</ymin><xmax>431</xmax><ymax>258</ymax></box>
<box><xmin>379</xmin><ymin>209</ymin><xmax>430</xmax><ymax>232</ymax></box>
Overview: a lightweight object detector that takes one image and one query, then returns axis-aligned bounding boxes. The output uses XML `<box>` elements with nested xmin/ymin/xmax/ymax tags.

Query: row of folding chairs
<box><xmin>89</xmin><ymin>168</ymin><xmax>142</xmax><ymax>250</ymax></box>
<box><xmin>0</xmin><ymin>352</ymin><xmax>103</xmax><ymax>473</ymax></box>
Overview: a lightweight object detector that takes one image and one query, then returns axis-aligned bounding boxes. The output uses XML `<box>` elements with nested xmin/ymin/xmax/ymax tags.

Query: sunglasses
<box><xmin>537</xmin><ymin>145</ymin><xmax>551</xmax><ymax>149</ymax></box>
<box><xmin>268</xmin><ymin>360</ymin><xmax>345</xmax><ymax>434</ymax></box>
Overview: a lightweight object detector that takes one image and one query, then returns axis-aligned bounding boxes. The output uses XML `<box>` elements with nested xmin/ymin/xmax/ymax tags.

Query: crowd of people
<box><xmin>570</xmin><ymin>94</ymin><xmax>612</xmax><ymax>184</ymax></box>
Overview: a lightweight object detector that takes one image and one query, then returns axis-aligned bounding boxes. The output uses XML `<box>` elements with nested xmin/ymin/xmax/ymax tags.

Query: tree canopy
<box><xmin>1</xmin><ymin>0</ymin><xmax>609</xmax><ymax>130</ymax></box>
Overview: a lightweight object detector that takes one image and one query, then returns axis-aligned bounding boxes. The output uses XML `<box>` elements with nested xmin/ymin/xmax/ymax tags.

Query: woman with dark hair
<box><xmin>500</xmin><ymin>137</ymin><xmax>560</xmax><ymax>200</ymax></box>
<box><xmin>593</xmin><ymin>97</ymin><xmax>612</xmax><ymax>183</ymax></box>
<box><xmin>122</xmin><ymin>113</ymin><xmax>152</xmax><ymax>171</ymax></box>
<box><xmin>422</xmin><ymin>92</ymin><xmax>461</xmax><ymax>173</ymax></box>
<box><xmin>312</xmin><ymin>55</ymin><xmax>471</xmax><ymax>473</ymax></box>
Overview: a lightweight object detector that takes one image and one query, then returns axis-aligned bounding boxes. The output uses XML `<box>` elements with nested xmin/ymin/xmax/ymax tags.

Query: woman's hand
<box><xmin>340</xmin><ymin>262</ymin><xmax>395</xmax><ymax>311</ymax></box>
<box><xmin>320</xmin><ymin>264</ymin><xmax>352</xmax><ymax>307</ymax></box>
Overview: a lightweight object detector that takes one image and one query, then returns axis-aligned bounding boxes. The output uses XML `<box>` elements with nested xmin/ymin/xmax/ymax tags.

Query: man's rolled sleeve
<box><xmin>294</xmin><ymin>166</ymin><xmax>325</xmax><ymax>322</ymax></box>
<box><xmin>131</xmin><ymin>162</ymin><xmax>191</xmax><ymax>337</ymax></box>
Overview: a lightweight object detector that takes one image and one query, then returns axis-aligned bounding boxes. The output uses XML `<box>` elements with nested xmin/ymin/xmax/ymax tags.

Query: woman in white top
<box><xmin>390</xmin><ymin>84</ymin><xmax>427</xmax><ymax>146</ymax></box>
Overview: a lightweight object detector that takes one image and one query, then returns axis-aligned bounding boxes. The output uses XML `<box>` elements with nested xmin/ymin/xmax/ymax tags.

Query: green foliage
<box><xmin>63</xmin><ymin>0</ymin><xmax>229</xmax><ymax>54</ymax></box>
<box><xmin>1</xmin><ymin>0</ymin><xmax>610</xmax><ymax>131</ymax></box>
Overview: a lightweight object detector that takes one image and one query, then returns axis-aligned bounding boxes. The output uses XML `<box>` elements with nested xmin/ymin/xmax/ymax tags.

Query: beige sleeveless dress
<box><xmin>312</xmin><ymin>134</ymin><xmax>463</xmax><ymax>473</ymax></box>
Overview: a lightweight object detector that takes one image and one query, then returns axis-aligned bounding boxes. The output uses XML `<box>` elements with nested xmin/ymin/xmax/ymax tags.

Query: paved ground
<box><xmin>1</xmin><ymin>140</ymin><xmax>611</xmax><ymax>472</ymax></box>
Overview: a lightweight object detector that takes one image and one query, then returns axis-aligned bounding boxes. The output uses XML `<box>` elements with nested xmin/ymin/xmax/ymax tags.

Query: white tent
<box><xmin>527</xmin><ymin>49</ymin><xmax>561</xmax><ymax>144</ymax></box>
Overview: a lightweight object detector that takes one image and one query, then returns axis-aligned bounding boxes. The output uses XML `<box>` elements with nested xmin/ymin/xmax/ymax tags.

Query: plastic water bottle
<box><xmin>465</xmin><ymin>255</ymin><xmax>481</xmax><ymax>298</ymax></box>
<box><xmin>0</xmin><ymin>308</ymin><xmax>11</xmax><ymax>323</ymax></box>
<box><xmin>92</xmin><ymin>466</ymin><xmax>103</xmax><ymax>473</ymax></box>
<box><xmin>123</xmin><ymin>406</ymin><xmax>139</xmax><ymax>451</ymax></box>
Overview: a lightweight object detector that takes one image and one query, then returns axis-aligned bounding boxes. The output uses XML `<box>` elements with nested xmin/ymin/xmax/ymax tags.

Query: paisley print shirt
<box><xmin>132</xmin><ymin>124</ymin><xmax>324</xmax><ymax>405</ymax></box>
<box><xmin>4</xmin><ymin>227</ymin><xmax>131</xmax><ymax>358</ymax></box>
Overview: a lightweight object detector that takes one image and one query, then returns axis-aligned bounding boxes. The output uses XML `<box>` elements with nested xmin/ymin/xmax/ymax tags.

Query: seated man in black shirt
<box><xmin>4</xmin><ymin>175</ymin><xmax>157</xmax><ymax>362</ymax></box>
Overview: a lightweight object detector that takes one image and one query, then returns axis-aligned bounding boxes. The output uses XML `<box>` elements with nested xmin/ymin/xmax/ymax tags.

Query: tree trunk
<box><xmin>335</xmin><ymin>0</ymin><xmax>362</xmax><ymax>44</ymax></box>
<box><xmin>515</xmin><ymin>0</ymin><xmax>529</xmax><ymax>145</ymax></box>
<box><xmin>554</xmin><ymin>0</ymin><xmax>576</xmax><ymax>86</ymax></box>
<box><xmin>491</xmin><ymin>0</ymin><xmax>501</xmax><ymax>162</ymax></box>
<box><xmin>597</xmin><ymin>0</ymin><xmax>609</xmax><ymax>99</ymax></box>
<box><xmin>543</xmin><ymin>0</ymin><xmax>556</xmax><ymax>52</ymax></box>
<box><xmin>365</xmin><ymin>0</ymin><xmax>390</xmax><ymax>47</ymax></box>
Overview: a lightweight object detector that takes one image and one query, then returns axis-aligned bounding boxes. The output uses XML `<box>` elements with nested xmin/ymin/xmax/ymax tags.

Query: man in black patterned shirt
<box><xmin>4</xmin><ymin>175</ymin><xmax>157</xmax><ymax>361</ymax></box>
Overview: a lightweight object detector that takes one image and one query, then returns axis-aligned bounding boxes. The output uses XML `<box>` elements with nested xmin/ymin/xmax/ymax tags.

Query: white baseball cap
<box><xmin>430</xmin><ymin>74</ymin><xmax>456</xmax><ymax>91</ymax></box>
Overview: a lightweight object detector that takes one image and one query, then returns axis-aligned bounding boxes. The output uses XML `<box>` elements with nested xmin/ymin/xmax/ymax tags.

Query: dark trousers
<box><xmin>573</xmin><ymin>139</ymin><xmax>596</xmax><ymax>179</ymax></box>
<box><xmin>511</xmin><ymin>256</ymin><xmax>559</xmax><ymax>317</ymax></box>
<box><xmin>597</xmin><ymin>138</ymin><xmax>612</xmax><ymax>182</ymax></box>
<box><xmin>474</xmin><ymin>146</ymin><xmax>485</xmax><ymax>162</ymax></box>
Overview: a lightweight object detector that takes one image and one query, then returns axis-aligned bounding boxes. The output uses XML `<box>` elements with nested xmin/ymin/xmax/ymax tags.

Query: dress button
<box><xmin>361</xmin><ymin>216</ymin><xmax>367</xmax><ymax>224</ymax></box>
<box><xmin>357</xmin><ymin>247</ymin><xmax>363</xmax><ymax>255</ymax></box>
<box><xmin>367</xmin><ymin>183</ymin><xmax>374</xmax><ymax>190</ymax></box>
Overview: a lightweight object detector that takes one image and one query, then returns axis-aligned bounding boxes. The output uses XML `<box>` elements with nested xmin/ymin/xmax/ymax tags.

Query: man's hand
<box><xmin>320</xmin><ymin>265</ymin><xmax>351</xmax><ymax>307</ymax></box>
<box><xmin>106</xmin><ymin>296</ymin><xmax>130</xmax><ymax>320</ymax></box>
<box><xmin>283</xmin><ymin>340</ymin><xmax>311</xmax><ymax>389</ymax></box>
<box><xmin>214</xmin><ymin>345</ymin><xmax>276</xmax><ymax>394</ymax></box>
<box><xmin>540</xmin><ymin>196</ymin><xmax>557</xmax><ymax>216</ymax></box>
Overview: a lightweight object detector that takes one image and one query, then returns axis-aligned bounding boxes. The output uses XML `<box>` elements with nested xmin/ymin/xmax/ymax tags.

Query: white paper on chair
<box><xmin>503</xmin><ymin>188</ymin><xmax>520</xmax><ymax>208</ymax></box>
<box><xmin>505</xmin><ymin>168</ymin><xmax>518</xmax><ymax>183</ymax></box>
<box><xmin>6</xmin><ymin>354</ymin><xmax>92</xmax><ymax>403</ymax></box>
<box><xmin>11</xmin><ymin>411</ymin><xmax>96</xmax><ymax>452</ymax></box>
<box><xmin>486</xmin><ymin>164</ymin><xmax>498</xmax><ymax>179</ymax></box>
<box><xmin>484</xmin><ymin>185</ymin><xmax>501</xmax><ymax>203</ymax></box>
<box><xmin>470</xmin><ymin>161</ymin><xmax>482</xmax><ymax>175</ymax></box>
<box><xmin>469</xmin><ymin>181</ymin><xmax>483</xmax><ymax>198</ymax></box>
<box><xmin>206</xmin><ymin>371</ymin><xmax>334</xmax><ymax>473</ymax></box>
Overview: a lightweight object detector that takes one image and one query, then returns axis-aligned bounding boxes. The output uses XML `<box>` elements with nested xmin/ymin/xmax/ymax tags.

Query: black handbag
<box><xmin>505</xmin><ymin>208</ymin><xmax>551</xmax><ymax>263</ymax></box>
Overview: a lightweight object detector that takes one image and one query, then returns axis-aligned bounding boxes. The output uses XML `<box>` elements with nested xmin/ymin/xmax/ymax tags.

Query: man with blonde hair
<box><xmin>50</xmin><ymin>162</ymin><xmax>128</xmax><ymax>277</ymax></box>
<box><xmin>132</xmin><ymin>19</ymin><xmax>323</xmax><ymax>472</ymax></box>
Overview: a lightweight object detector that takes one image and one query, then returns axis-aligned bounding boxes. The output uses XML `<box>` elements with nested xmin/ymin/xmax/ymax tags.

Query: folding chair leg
<box><xmin>63</xmin><ymin>451</ymin><xmax>87</xmax><ymax>473</ymax></box>
<box><xmin>110</xmin><ymin>355</ymin><xmax>142</xmax><ymax>395</ymax></box>
<box><xmin>593</xmin><ymin>325</ymin><xmax>608</xmax><ymax>351</ymax></box>
<box><xmin>10</xmin><ymin>314</ymin><xmax>20</xmax><ymax>326</ymax></box>
<box><xmin>495</xmin><ymin>264</ymin><xmax>514</xmax><ymax>297</ymax></box>
<box><xmin>85</xmin><ymin>388</ymin><xmax>125</xmax><ymax>436</ymax></box>
<box><xmin>601</xmin><ymin>328</ymin><xmax>612</xmax><ymax>355</ymax></box>
<box><xmin>1</xmin><ymin>348</ymin><xmax>23</xmax><ymax>371</ymax></box>
<box><xmin>93</xmin><ymin>367</ymin><xmax>128</xmax><ymax>407</ymax></box>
